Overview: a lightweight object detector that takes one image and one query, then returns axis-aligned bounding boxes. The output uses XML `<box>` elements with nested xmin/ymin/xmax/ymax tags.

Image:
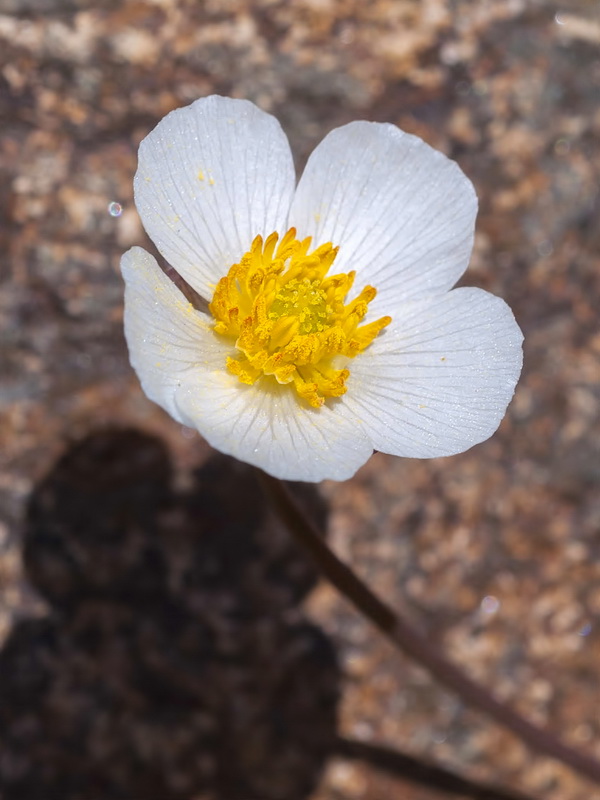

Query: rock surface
<box><xmin>1</xmin><ymin>1</ymin><xmax>599</xmax><ymax>798</ymax></box>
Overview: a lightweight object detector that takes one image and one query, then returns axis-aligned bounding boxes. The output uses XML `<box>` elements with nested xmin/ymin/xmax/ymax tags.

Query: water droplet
<box><xmin>481</xmin><ymin>595</ymin><xmax>500</xmax><ymax>614</ymax></box>
<box><xmin>536</xmin><ymin>240</ymin><xmax>554</xmax><ymax>258</ymax></box>
<box><xmin>107</xmin><ymin>201</ymin><xmax>123</xmax><ymax>217</ymax></box>
<box><xmin>578</xmin><ymin>622</ymin><xmax>592</xmax><ymax>637</ymax></box>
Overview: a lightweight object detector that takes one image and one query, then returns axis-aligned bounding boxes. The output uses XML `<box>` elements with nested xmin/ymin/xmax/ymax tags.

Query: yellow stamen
<box><xmin>209</xmin><ymin>228</ymin><xmax>392</xmax><ymax>408</ymax></box>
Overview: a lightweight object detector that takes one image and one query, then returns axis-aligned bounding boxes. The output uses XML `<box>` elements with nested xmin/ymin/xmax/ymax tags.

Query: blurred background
<box><xmin>0</xmin><ymin>0</ymin><xmax>599</xmax><ymax>798</ymax></box>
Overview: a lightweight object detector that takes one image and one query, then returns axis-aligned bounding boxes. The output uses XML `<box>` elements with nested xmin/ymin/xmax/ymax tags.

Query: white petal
<box><xmin>174</xmin><ymin>376</ymin><xmax>373</xmax><ymax>483</ymax></box>
<box><xmin>344</xmin><ymin>288</ymin><xmax>523</xmax><ymax>458</ymax></box>
<box><xmin>121</xmin><ymin>246</ymin><xmax>226</xmax><ymax>421</ymax></box>
<box><xmin>134</xmin><ymin>96</ymin><xmax>296</xmax><ymax>299</ymax></box>
<box><xmin>289</xmin><ymin>121</ymin><xmax>477</xmax><ymax>314</ymax></box>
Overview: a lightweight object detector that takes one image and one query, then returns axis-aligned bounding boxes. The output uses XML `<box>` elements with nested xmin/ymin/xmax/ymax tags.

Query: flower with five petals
<box><xmin>122</xmin><ymin>96</ymin><xmax>523</xmax><ymax>482</ymax></box>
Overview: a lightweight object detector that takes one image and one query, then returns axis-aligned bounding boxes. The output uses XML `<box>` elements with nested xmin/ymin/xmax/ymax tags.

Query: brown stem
<box><xmin>258</xmin><ymin>471</ymin><xmax>600</xmax><ymax>786</ymax></box>
<box><xmin>334</xmin><ymin>736</ymin><xmax>537</xmax><ymax>800</ymax></box>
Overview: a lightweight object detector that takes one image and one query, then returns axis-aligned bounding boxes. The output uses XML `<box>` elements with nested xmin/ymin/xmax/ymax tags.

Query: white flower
<box><xmin>122</xmin><ymin>95</ymin><xmax>523</xmax><ymax>482</ymax></box>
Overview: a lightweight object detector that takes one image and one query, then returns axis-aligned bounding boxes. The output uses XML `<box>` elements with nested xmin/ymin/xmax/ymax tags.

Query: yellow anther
<box><xmin>270</xmin><ymin>316</ymin><xmax>300</xmax><ymax>349</ymax></box>
<box><xmin>209</xmin><ymin>228</ymin><xmax>391</xmax><ymax>406</ymax></box>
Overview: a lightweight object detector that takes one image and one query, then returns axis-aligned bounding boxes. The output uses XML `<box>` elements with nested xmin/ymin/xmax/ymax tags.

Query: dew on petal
<box><xmin>108</xmin><ymin>201</ymin><xmax>123</xmax><ymax>217</ymax></box>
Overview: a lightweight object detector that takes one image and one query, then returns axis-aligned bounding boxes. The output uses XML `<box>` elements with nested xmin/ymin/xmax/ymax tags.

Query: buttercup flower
<box><xmin>122</xmin><ymin>95</ymin><xmax>523</xmax><ymax>482</ymax></box>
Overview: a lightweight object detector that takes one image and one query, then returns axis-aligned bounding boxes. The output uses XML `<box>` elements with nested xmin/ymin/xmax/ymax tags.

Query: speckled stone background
<box><xmin>1</xmin><ymin>1</ymin><xmax>599</xmax><ymax>799</ymax></box>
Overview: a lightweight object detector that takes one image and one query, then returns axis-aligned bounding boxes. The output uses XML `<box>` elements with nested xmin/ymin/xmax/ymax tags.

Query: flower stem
<box><xmin>258</xmin><ymin>471</ymin><xmax>600</xmax><ymax>786</ymax></box>
<box><xmin>334</xmin><ymin>736</ymin><xmax>537</xmax><ymax>800</ymax></box>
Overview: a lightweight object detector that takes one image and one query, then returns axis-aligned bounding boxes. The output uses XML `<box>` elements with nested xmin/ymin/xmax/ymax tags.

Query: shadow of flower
<box><xmin>0</xmin><ymin>429</ymin><xmax>339</xmax><ymax>800</ymax></box>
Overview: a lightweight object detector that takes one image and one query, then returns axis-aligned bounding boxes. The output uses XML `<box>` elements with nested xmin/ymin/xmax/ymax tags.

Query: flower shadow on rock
<box><xmin>0</xmin><ymin>429</ymin><xmax>339</xmax><ymax>800</ymax></box>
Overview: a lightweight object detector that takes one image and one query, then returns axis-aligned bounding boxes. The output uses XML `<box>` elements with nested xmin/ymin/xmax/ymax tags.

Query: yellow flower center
<box><xmin>269</xmin><ymin>278</ymin><xmax>328</xmax><ymax>334</ymax></box>
<box><xmin>209</xmin><ymin>228</ymin><xmax>392</xmax><ymax>408</ymax></box>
